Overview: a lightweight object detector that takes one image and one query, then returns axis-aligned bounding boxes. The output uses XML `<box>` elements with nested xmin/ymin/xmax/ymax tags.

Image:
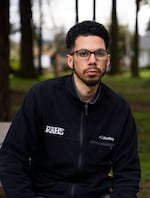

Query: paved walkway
<box><xmin>0</xmin><ymin>122</ymin><xmax>11</xmax><ymax>187</ymax></box>
<box><xmin>0</xmin><ymin>122</ymin><xmax>11</xmax><ymax>148</ymax></box>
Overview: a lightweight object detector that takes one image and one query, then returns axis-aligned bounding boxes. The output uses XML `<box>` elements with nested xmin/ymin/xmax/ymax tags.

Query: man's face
<box><xmin>66</xmin><ymin>35</ymin><xmax>110</xmax><ymax>86</ymax></box>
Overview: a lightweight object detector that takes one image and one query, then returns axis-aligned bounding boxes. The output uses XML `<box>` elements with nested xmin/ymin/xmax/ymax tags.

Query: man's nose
<box><xmin>88</xmin><ymin>53</ymin><xmax>97</xmax><ymax>63</ymax></box>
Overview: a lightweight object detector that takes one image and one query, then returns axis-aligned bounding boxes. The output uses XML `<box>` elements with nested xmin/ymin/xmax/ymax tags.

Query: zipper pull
<box><xmin>84</xmin><ymin>103</ymin><xmax>88</xmax><ymax>116</ymax></box>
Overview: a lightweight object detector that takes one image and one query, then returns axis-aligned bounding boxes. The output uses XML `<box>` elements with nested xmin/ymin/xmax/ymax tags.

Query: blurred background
<box><xmin>0</xmin><ymin>0</ymin><xmax>150</xmax><ymax>197</ymax></box>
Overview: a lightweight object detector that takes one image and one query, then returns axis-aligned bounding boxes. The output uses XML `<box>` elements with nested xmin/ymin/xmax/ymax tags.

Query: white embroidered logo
<box><xmin>99</xmin><ymin>135</ymin><xmax>114</xmax><ymax>141</ymax></box>
<box><xmin>45</xmin><ymin>125</ymin><xmax>65</xmax><ymax>136</ymax></box>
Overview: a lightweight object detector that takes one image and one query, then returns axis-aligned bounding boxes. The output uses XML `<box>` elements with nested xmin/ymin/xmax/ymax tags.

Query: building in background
<box><xmin>139</xmin><ymin>34</ymin><xmax>150</xmax><ymax>68</ymax></box>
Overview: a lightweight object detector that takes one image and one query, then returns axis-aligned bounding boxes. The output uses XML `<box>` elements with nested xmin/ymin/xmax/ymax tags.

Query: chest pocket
<box><xmin>86</xmin><ymin>139</ymin><xmax>115</xmax><ymax>166</ymax></box>
<box><xmin>90</xmin><ymin>140</ymin><xmax>115</xmax><ymax>148</ymax></box>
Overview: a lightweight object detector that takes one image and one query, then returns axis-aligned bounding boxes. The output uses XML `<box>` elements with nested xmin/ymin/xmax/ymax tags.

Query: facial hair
<box><xmin>73</xmin><ymin>65</ymin><xmax>106</xmax><ymax>87</ymax></box>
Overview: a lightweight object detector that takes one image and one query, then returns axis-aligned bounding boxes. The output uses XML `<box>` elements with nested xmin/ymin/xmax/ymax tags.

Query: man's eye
<box><xmin>79</xmin><ymin>51</ymin><xmax>89</xmax><ymax>56</ymax></box>
<box><xmin>96</xmin><ymin>52</ymin><xmax>103</xmax><ymax>56</ymax></box>
<box><xmin>96</xmin><ymin>50</ymin><xmax>106</xmax><ymax>56</ymax></box>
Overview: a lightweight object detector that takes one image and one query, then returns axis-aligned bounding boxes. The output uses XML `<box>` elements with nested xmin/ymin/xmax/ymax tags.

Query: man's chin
<box><xmin>83</xmin><ymin>79</ymin><xmax>100</xmax><ymax>86</ymax></box>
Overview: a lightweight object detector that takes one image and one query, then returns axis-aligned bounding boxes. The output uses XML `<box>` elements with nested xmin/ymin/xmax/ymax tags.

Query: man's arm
<box><xmin>110</xmin><ymin>109</ymin><xmax>141</xmax><ymax>198</ymax></box>
<box><xmin>0</xmin><ymin>89</ymin><xmax>39</xmax><ymax>197</ymax></box>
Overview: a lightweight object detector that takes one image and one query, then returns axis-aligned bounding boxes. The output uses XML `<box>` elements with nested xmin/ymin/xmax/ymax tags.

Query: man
<box><xmin>0</xmin><ymin>21</ymin><xmax>140</xmax><ymax>198</ymax></box>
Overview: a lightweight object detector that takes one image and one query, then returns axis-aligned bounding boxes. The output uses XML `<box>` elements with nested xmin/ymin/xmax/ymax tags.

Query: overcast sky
<box><xmin>10</xmin><ymin>0</ymin><xmax>150</xmax><ymax>41</ymax></box>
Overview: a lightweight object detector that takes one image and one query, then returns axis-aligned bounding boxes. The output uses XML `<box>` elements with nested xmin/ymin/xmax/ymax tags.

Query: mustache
<box><xmin>83</xmin><ymin>67</ymin><xmax>101</xmax><ymax>74</ymax></box>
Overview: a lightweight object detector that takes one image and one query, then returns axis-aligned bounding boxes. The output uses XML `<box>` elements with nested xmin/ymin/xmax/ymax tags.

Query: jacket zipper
<box><xmin>84</xmin><ymin>103</ymin><xmax>88</xmax><ymax>116</ymax></box>
<box><xmin>78</xmin><ymin>112</ymin><xmax>84</xmax><ymax>169</ymax></box>
<box><xmin>70</xmin><ymin>103</ymin><xmax>88</xmax><ymax>198</ymax></box>
<box><xmin>71</xmin><ymin>184</ymin><xmax>75</xmax><ymax>198</ymax></box>
<box><xmin>78</xmin><ymin>103</ymin><xmax>88</xmax><ymax>169</ymax></box>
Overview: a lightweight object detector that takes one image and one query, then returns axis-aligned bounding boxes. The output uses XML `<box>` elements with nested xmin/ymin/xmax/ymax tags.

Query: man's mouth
<box><xmin>86</xmin><ymin>68</ymin><xmax>100</xmax><ymax>75</ymax></box>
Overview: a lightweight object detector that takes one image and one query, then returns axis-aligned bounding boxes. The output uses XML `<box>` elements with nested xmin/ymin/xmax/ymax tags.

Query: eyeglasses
<box><xmin>70</xmin><ymin>49</ymin><xmax>109</xmax><ymax>60</ymax></box>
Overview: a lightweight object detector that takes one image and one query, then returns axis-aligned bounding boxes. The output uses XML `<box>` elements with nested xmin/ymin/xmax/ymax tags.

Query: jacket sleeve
<box><xmin>0</xmin><ymin>88</ymin><xmax>41</xmax><ymax>198</ymax></box>
<box><xmin>110</xmin><ymin>108</ymin><xmax>141</xmax><ymax>198</ymax></box>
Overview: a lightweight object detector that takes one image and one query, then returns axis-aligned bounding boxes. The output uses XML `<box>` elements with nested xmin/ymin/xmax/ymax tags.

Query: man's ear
<box><xmin>66</xmin><ymin>55</ymin><xmax>73</xmax><ymax>69</ymax></box>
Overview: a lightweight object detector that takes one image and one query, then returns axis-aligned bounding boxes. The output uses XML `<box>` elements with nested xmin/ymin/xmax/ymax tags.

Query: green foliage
<box><xmin>10</xmin><ymin>59</ymin><xmax>20</xmax><ymax>71</ymax></box>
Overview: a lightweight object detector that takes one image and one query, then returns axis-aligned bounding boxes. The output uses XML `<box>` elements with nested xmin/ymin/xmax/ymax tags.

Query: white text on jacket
<box><xmin>45</xmin><ymin>125</ymin><xmax>65</xmax><ymax>135</ymax></box>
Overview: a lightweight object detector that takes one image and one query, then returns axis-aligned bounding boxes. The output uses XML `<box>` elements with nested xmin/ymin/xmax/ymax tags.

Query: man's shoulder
<box><xmin>24</xmin><ymin>75</ymin><xmax>71</xmax><ymax>101</ymax></box>
<box><xmin>32</xmin><ymin>75</ymin><xmax>71</xmax><ymax>92</ymax></box>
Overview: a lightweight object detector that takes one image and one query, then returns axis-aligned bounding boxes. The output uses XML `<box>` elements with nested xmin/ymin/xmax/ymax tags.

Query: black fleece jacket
<box><xmin>0</xmin><ymin>75</ymin><xmax>140</xmax><ymax>198</ymax></box>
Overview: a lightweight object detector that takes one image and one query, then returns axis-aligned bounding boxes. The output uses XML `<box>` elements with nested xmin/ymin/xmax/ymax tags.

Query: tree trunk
<box><xmin>131</xmin><ymin>0</ymin><xmax>140</xmax><ymax>77</ymax></box>
<box><xmin>37</xmin><ymin>0</ymin><xmax>43</xmax><ymax>75</ymax></box>
<box><xmin>75</xmin><ymin>0</ymin><xmax>79</xmax><ymax>23</ymax></box>
<box><xmin>109</xmin><ymin>0</ymin><xmax>119</xmax><ymax>74</ymax></box>
<box><xmin>93</xmin><ymin>0</ymin><xmax>96</xmax><ymax>21</ymax></box>
<box><xmin>0</xmin><ymin>0</ymin><xmax>10</xmax><ymax>121</ymax></box>
<box><xmin>19</xmin><ymin>0</ymin><xmax>36</xmax><ymax>78</ymax></box>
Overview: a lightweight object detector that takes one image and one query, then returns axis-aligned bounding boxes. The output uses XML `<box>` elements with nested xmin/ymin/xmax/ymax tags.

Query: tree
<box><xmin>131</xmin><ymin>0</ymin><xmax>141</xmax><ymax>77</ymax></box>
<box><xmin>109</xmin><ymin>0</ymin><xmax>119</xmax><ymax>74</ymax></box>
<box><xmin>146</xmin><ymin>19</ymin><xmax>150</xmax><ymax>32</ymax></box>
<box><xmin>0</xmin><ymin>0</ymin><xmax>10</xmax><ymax>121</ymax></box>
<box><xmin>75</xmin><ymin>0</ymin><xmax>79</xmax><ymax>23</ymax></box>
<box><xmin>141</xmin><ymin>0</ymin><xmax>150</xmax><ymax>6</ymax></box>
<box><xmin>19</xmin><ymin>0</ymin><xmax>36</xmax><ymax>78</ymax></box>
<box><xmin>37</xmin><ymin>0</ymin><xmax>43</xmax><ymax>75</ymax></box>
<box><xmin>51</xmin><ymin>30</ymin><xmax>67</xmax><ymax>77</ymax></box>
<box><xmin>143</xmin><ymin>0</ymin><xmax>150</xmax><ymax>32</ymax></box>
<box><xmin>93</xmin><ymin>0</ymin><xmax>96</xmax><ymax>21</ymax></box>
<box><xmin>131</xmin><ymin>0</ymin><xmax>150</xmax><ymax>77</ymax></box>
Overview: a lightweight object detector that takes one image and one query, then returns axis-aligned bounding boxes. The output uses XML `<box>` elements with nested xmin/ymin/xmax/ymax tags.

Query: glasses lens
<box><xmin>95</xmin><ymin>49</ymin><xmax>108</xmax><ymax>59</ymax></box>
<box><xmin>77</xmin><ymin>50</ymin><xmax>90</xmax><ymax>59</ymax></box>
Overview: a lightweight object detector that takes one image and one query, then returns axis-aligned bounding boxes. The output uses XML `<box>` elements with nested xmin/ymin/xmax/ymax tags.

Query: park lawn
<box><xmin>9</xmin><ymin>69</ymin><xmax>150</xmax><ymax>198</ymax></box>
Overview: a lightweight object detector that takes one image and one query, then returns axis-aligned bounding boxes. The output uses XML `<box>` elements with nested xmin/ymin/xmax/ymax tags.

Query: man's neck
<box><xmin>73</xmin><ymin>75</ymin><xmax>100</xmax><ymax>102</ymax></box>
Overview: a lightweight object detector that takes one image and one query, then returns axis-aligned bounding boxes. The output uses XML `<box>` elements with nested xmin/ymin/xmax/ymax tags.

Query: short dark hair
<box><xmin>66</xmin><ymin>20</ymin><xmax>110</xmax><ymax>52</ymax></box>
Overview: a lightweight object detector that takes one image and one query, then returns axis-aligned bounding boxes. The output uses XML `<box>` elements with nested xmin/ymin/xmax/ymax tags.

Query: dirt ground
<box><xmin>0</xmin><ymin>187</ymin><xmax>6</xmax><ymax>198</ymax></box>
<box><xmin>138</xmin><ymin>181</ymin><xmax>150</xmax><ymax>198</ymax></box>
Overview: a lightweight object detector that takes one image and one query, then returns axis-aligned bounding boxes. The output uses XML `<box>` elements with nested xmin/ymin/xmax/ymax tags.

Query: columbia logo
<box><xmin>45</xmin><ymin>125</ymin><xmax>65</xmax><ymax>136</ymax></box>
<box><xmin>99</xmin><ymin>135</ymin><xmax>114</xmax><ymax>141</ymax></box>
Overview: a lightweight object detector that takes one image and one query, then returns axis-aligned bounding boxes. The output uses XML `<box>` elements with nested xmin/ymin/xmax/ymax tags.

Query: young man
<box><xmin>0</xmin><ymin>21</ymin><xmax>140</xmax><ymax>198</ymax></box>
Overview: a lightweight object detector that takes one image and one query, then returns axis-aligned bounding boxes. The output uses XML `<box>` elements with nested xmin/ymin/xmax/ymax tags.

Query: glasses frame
<box><xmin>70</xmin><ymin>48</ymin><xmax>109</xmax><ymax>60</ymax></box>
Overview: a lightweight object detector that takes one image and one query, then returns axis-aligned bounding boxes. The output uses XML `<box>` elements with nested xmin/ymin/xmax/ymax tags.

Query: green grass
<box><xmin>9</xmin><ymin>69</ymin><xmax>150</xmax><ymax>198</ymax></box>
<box><xmin>103</xmin><ymin>71</ymin><xmax>150</xmax><ymax>103</ymax></box>
<box><xmin>10</xmin><ymin>75</ymin><xmax>42</xmax><ymax>92</ymax></box>
<box><xmin>134</xmin><ymin>112</ymin><xmax>150</xmax><ymax>182</ymax></box>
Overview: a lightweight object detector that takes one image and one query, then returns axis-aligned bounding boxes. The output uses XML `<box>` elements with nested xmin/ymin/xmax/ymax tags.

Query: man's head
<box><xmin>66</xmin><ymin>20</ymin><xmax>110</xmax><ymax>52</ymax></box>
<box><xmin>66</xmin><ymin>21</ymin><xmax>111</xmax><ymax>87</ymax></box>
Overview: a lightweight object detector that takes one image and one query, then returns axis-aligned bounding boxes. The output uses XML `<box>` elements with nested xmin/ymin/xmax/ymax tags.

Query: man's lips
<box><xmin>87</xmin><ymin>68</ymin><xmax>98</xmax><ymax>72</ymax></box>
<box><xmin>86</xmin><ymin>68</ymin><xmax>100</xmax><ymax>74</ymax></box>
